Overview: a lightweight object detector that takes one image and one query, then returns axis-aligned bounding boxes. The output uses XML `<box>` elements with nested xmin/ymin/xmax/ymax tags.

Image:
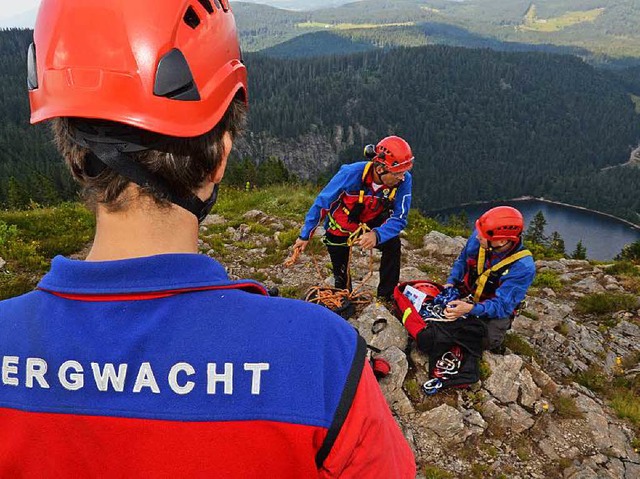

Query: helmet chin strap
<box><xmin>71</xmin><ymin>123</ymin><xmax>217</xmax><ymax>223</ymax></box>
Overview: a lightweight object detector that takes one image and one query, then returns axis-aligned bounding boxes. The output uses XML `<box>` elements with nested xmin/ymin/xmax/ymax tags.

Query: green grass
<box><xmin>279</xmin><ymin>285</ymin><xmax>305</xmax><ymax>299</ymax></box>
<box><xmin>554</xmin><ymin>322</ymin><xmax>570</xmax><ymax>336</ymax></box>
<box><xmin>575</xmin><ymin>293</ymin><xmax>638</xmax><ymax>316</ymax></box>
<box><xmin>479</xmin><ymin>359</ymin><xmax>492</xmax><ymax>380</ymax></box>
<box><xmin>575</xmin><ymin>365</ymin><xmax>607</xmax><ymax>394</ymax></box>
<box><xmin>533</xmin><ymin>270</ymin><xmax>563</xmax><ymax>290</ymax></box>
<box><xmin>552</xmin><ymin>394</ymin><xmax>583</xmax><ymax>419</ymax></box>
<box><xmin>0</xmin><ymin>204</ymin><xmax>95</xmax><ymax>299</ymax></box>
<box><xmin>297</xmin><ymin>21</ymin><xmax>415</xmax><ymax>31</ymax></box>
<box><xmin>607</xmin><ymin>261</ymin><xmax>640</xmax><ymax>278</ymax></box>
<box><xmin>0</xmin><ymin>203</ymin><xmax>94</xmax><ymax>265</ymax></box>
<box><xmin>215</xmin><ymin>184</ymin><xmax>318</xmax><ymax>222</ymax></box>
<box><xmin>520</xmin><ymin>310</ymin><xmax>540</xmax><ymax>321</ymax></box>
<box><xmin>404</xmin><ymin>209</ymin><xmax>469</xmax><ymax>248</ymax></box>
<box><xmin>610</xmin><ymin>390</ymin><xmax>640</xmax><ymax>426</ymax></box>
<box><xmin>518</xmin><ymin>8</ymin><xmax>605</xmax><ymax>33</ymax></box>
<box><xmin>423</xmin><ymin>465</ymin><xmax>453</xmax><ymax>479</ymax></box>
<box><xmin>503</xmin><ymin>333</ymin><xmax>537</xmax><ymax>359</ymax></box>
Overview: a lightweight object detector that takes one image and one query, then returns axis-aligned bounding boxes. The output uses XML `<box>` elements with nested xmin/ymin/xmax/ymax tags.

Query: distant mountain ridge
<box><xmin>234</xmin><ymin>0</ymin><xmax>640</xmax><ymax>64</ymax></box>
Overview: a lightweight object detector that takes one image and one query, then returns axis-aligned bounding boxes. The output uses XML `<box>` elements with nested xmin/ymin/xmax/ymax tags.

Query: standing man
<box><xmin>0</xmin><ymin>1</ymin><xmax>415</xmax><ymax>477</ymax></box>
<box><xmin>294</xmin><ymin>137</ymin><xmax>413</xmax><ymax>301</ymax></box>
<box><xmin>442</xmin><ymin>206</ymin><xmax>536</xmax><ymax>350</ymax></box>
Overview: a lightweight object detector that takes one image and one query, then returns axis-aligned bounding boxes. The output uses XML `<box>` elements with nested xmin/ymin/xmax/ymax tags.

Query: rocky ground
<box><xmin>200</xmin><ymin>208</ymin><xmax>640</xmax><ymax>478</ymax></box>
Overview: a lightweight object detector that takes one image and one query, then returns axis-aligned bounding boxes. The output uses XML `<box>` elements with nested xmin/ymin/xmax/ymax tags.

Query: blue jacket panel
<box><xmin>447</xmin><ymin>231</ymin><xmax>536</xmax><ymax>319</ymax></box>
<box><xmin>0</xmin><ymin>254</ymin><xmax>359</xmax><ymax>428</ymax></box>
<box><xmin>300</xmin><ymin>162</ymin><xmax>412</xmax><ymax>245</ymax></box>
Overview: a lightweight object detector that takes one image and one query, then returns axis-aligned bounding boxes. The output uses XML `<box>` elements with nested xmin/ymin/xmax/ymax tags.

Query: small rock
<box><xmin>422</xmin><ymin>231</ymin><xmax>466</xmax><ymax>256</ymax></box>
<box><xmin>201</xmin><ymin>214</ymin><xmax>226</xmax><ymax>226</ymax></box>
<box><xmin>243</xmin><ymin>210</ymin><xmax>268</xmax><ymax>223</ymax></box>
<box><xmin>417</xmin><ymin>404</ymin><xmax>469</xmax><ymax>443</ymax></box>
<box><xmin>351</xmin><ymin>303</ymin><xmax>409</xmax><ymax>352</ymax></box>
<box><xmin>483</xmin><ymin>353</ymin><xmax>523</xmax><ymax>403</ymax></box>
<box><xmin>519</xmin><ymin>368</ymin><xmax>542</xmax><ymax>408</ymax></box>
<box><xmin>574</xmin><ymin>277</ymin><xmax>606</xmax><ymax>294</ymax></box>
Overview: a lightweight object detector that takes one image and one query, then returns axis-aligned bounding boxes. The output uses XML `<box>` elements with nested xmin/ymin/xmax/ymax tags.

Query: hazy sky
<box><xmin>0</xmin><ymin>0</ymin><xmax>41</xmax><ymax>20</ymax></box>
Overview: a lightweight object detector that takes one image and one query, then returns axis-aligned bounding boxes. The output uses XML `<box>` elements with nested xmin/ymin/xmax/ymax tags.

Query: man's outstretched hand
<box><xmin>293</xmin><ymin>238</ymin><xmax>309</xmax><ymax>253</ymax></box>
<box><xmin>357</xmin><ymin>231</ymin><xmax>378</xmax><ymax>250</ymax></box>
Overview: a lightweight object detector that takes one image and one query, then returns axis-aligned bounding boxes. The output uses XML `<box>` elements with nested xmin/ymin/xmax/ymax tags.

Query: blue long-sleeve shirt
<box><xmin>300</xmin><ymin>162</ymin><xmax>412</xmax><ymax>245</ymax></box>
<box><xmin>447</xmin><ymin>231</ymin><xmax>536</xmax><ymax>319</ymax></box>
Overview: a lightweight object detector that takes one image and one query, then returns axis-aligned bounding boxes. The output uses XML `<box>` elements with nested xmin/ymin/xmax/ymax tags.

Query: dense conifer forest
<box><xmin>0</xmin><ymin>29</ymin><xmax>639</xmax><ymax>224</ymax></box>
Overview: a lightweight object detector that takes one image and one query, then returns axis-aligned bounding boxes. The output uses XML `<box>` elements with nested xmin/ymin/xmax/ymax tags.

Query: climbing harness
<box><xmin>473</xmin><ymin>248</ymin><xmax>532</xmax><ymax>302</ymax></box>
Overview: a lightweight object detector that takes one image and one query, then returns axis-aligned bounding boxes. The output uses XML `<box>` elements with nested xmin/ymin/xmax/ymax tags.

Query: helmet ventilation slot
<box><xmin>198</xmin><ymin>0</ymin><xmax>214</xmax><ymax>14</ymax></box>
<box><xmin>183</xmin><ymin>6</ymin><xmax>201</xmax><ymax>29</ymax></box>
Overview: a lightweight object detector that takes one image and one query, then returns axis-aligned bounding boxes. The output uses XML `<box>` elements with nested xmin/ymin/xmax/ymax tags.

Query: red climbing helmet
<box><xmin>475</xmin><ymin>206</ymin><xmax>524</xmax><ymax>242</ymax></box>
<box><xmin>365</xmin><ymin>136</ymin><xmax>414</xmax><ymax>173</ymax></box>
<box><xmin>28</xmin><ymin>0</ymin><xmax>247</xmax><ymax>138</ymax></box>
<box><xmin>412</xmin><ymin>281</ymin><xmax>442</xmax><ymax>301</ymax></box>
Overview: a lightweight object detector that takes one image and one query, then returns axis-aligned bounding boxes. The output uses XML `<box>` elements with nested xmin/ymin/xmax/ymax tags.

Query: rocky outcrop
<box><xmin>233</xmin><ymin>124</ymin><xmax>374</xmax><ymax>181</ymax></box>
<box><xmin>201</xmin><ymin>211</ymin><xmax>640</xmax><ymax>478</ymax></box>
<box><xmin>422</xmin><ymin>231</ymin><xmax>467</xmax><ymax>257</ymax></box>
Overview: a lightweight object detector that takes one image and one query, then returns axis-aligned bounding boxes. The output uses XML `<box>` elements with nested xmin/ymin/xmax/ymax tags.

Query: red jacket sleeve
<box><xmin>319</xmin><ymin>362</ymin><xmax>416</xmax><ymax>478</ymax></box>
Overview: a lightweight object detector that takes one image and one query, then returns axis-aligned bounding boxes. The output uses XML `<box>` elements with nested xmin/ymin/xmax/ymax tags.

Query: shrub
<box><xmin>0</xmin><ymin>273</ymin><xmax>37</xmax><ymax>301</ymax></box>
<box><xmin>479</xmin><ymin>359</ymin><xmax>492</xmax><ymax>380</ymax></box>
<box><xmin>575</xmin><ymin>365</ymin><xmax>607</xmax><ymax>393</ymax></box>
<box><xmin>503</xmin><ymin>333</ymin><xmax>537</xmax><ymax>358</ymax></box>
<box><xmin>575</xmin><ymin>293</ymin><xmax>638</xmax><ymax>315</ymax></box>
<box><xmin>610</xmin><ymin>390</ymin><xmax>640</xmax><ymax>426</ymax></box>
<box><xmin>533</xmin><ymin>270</ymin><xmax>563</xmax><ymax>290</ymax></box>
<box><xmin>404</xmin><ymin>209</ymin><xmax>469</xmax><ymax>248</ymax></box>
<box><xmin>552</xmin><ymin>394</ymin><xmax>583</xmax><ymax>419</ymax></box>
<box><xmin>607</xmin><ymin>261</ymin><xmax>640</xmax><ymax>277</ymax></box>
<box><xmin>423</xmin><ymin>465</ymin><xmax>453</xmax><ymax>479</ymax></box>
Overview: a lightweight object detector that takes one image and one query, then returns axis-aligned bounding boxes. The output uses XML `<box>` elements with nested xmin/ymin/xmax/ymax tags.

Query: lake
<box><xmin>429</xmin><ymin>199</ymin><xmax>640</xmax><ymax>261</ymax></box>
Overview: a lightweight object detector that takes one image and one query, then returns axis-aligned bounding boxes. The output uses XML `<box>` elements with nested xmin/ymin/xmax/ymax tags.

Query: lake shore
<box><xmin>429</xmin><ymin>196</ymin><xmax>640</xmax><ymax>231</ymax></box>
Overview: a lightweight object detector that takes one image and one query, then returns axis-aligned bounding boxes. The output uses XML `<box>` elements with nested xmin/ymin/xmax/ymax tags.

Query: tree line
<box><xmin>1</xmin><ymin>29</ymin><xmax>639</xmax><ymax>227</ymax></box>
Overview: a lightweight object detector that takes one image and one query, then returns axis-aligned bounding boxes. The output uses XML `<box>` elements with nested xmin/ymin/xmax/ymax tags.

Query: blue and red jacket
<box><xmin>447</xmin><ymin>231</ymin><xmax>536</xmax><ymax>319</ymax></box>
<box><xmin>0</xmin><ymin>254</ymin><xmax>415</xmax><ymax>477</ymax></box>
<box><xmin>300</xmin><ymin>162</ymin><xmax>412</xmax><ymax>244</ymax></box>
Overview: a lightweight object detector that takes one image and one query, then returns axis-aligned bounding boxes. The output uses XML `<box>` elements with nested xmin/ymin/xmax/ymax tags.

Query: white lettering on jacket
<box><xmin>0</xmin><ymin>356</ymin><xmax>270</xmax><ymax>396</ymax></box>
<box><xmin>168</xmin><ymin>362</ymin><xmax>195</xmax><ymax>395</ymax></box>
<box><xmin>133</xmin><ymin>362</ymin><xmax>160</xmax><ymax>394</ymax></box>
<box><xmin>91</xmin><ymin>363</ymin><xmax>127</xmax><ymax>392</ymax></box>
<box><xmin>59</xmin><ymin>360</ymin><xmax>84</xmax><ymax>391</ymax></box>
<box><xmin>207</xmin><ymin>363</ymin><xmax>233</xmax><ymax>395</ymax></box>
<box><xmin>26</xmin><ymin>358</ymin><xmax>50</xmax><ymax>389</ymax></box>
<box><xmin>2</xmin><ymin>356</ymin><xmax>19</xmax><ymax>386</ymax></box>
<box><xmin>244</xmin><ymin>363</ymin><xmax>269</xmax><ymax>395</ymax></box>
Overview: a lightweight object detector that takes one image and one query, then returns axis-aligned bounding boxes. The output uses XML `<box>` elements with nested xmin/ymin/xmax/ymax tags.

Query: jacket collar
<box><xmin>38</xmin><ymin>254</ymin><xmax>257</xmax><ymax>295</ymax></box>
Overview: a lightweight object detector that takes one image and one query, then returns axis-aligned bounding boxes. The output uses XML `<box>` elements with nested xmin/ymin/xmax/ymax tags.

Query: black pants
<box><xmin>325</xmin><ymin>232</ymin><xmax>401</xmax><ymax>299</ymax></box>
<box><xmin>481</xmin><ymin>317</ymin><xmax>513</xmax><ymax>350</ymax></box>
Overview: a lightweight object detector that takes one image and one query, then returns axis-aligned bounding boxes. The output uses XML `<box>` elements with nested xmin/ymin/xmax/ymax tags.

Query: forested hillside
<box><xmin>0</xmin><ymin>29</ymin><xmax>75</xmax><ymax>207</ymax></box>
<box><xmin>1</xmin><ymin>29</ymin><xmax>639</xmax><ymax>224</ymax></box>
<box><xmin>242</xmin><ymin>47</ymin><xmax>640</xmax><ymax>222</ymax></box>
<box><xmin>234</xmin><ymin>0</ymin><xmax>640</xmax><ymax>64</ymax></box>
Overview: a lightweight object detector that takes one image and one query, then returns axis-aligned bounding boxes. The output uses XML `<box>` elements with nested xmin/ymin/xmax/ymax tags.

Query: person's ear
<box><xmin>211</xmin><ymin>132</ymin><xmax>233</xmax><ymax>184</ymax></box>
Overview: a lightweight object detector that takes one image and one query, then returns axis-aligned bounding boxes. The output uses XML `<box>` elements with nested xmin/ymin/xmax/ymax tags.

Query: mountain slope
<box><xmin>234</xmin><ymin>0</ymin><xmax>640</xmax><ymax>62</ymax></box>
